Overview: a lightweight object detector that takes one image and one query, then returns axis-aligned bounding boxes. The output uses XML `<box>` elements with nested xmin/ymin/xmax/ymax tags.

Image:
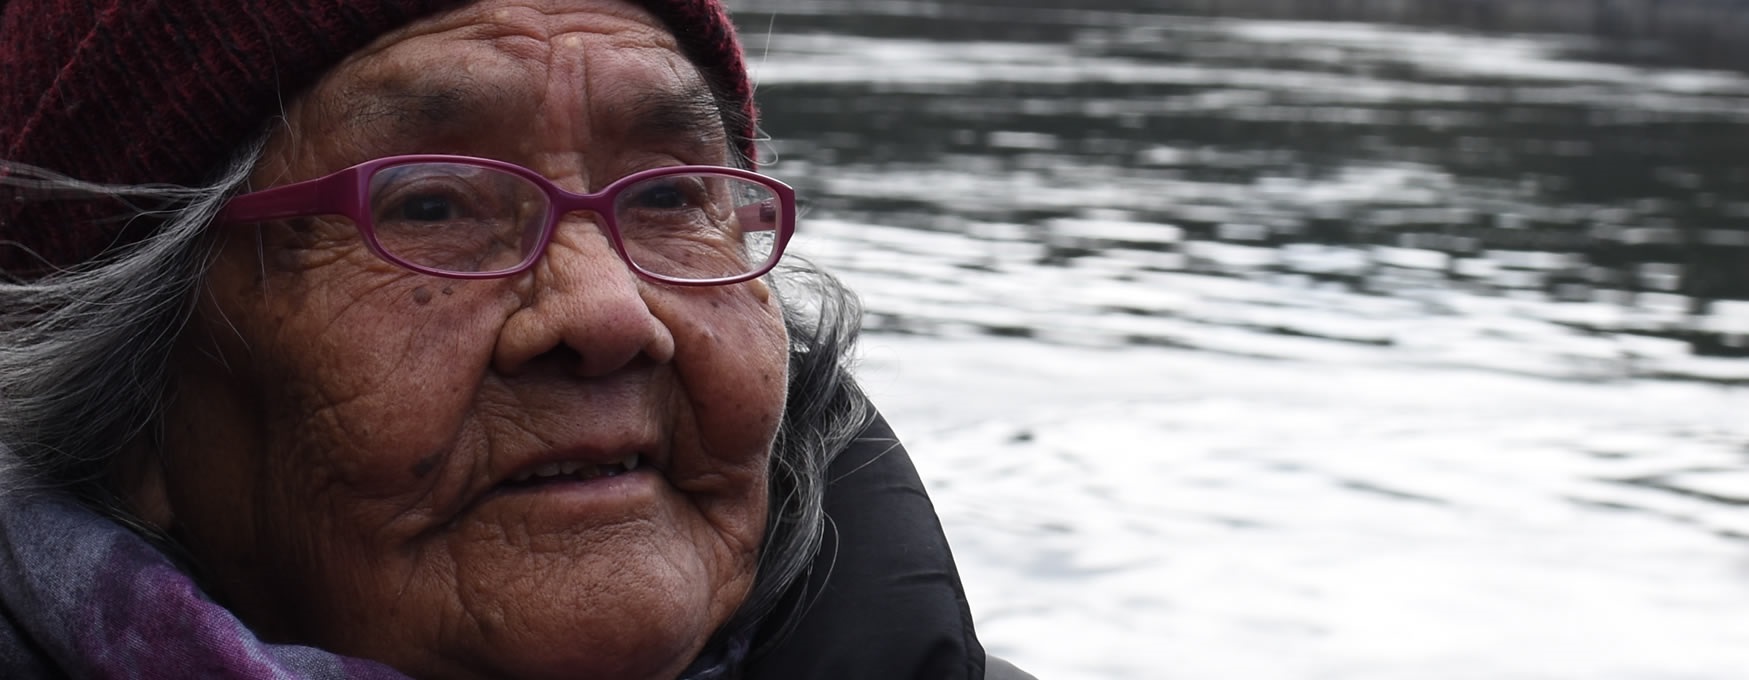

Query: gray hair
<box><xmin>0</xmin><ymin>140</ymin><xmax>868</xmax><ymax>675</ymax></box>
<box><xmin>0</xmin><ymin>138</ymin><xmax>264</xmax><ymax>514</ymax></box>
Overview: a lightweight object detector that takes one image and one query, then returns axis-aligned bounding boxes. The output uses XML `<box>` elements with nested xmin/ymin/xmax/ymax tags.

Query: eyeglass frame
<box><xmin>215</xmin><ymin>154</ymin><xmax>798</xmax><ymax>286</ymax></box>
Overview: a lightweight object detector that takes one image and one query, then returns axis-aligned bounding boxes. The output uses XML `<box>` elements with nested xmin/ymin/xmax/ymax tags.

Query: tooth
<box><xmin>559</xmin><ymin>461</ymin><xmax>583</xmax><ymax>475</ymax></box>
<box><xmin>512</xmin><ymin>470</ymin><xmax>534</xmax><ymax>483</ymax></box>
<box><xmin>625</xmin><ymin>454</ymin><xmax>641</xmax><ymax>471</ymax></box>
<box><xmin>534</xmin><ymin>462</ymin><xmax>563</xmax><ymax>478</ymax></box>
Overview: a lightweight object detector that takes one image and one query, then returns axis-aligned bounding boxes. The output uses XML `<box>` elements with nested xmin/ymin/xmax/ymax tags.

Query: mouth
<box><xmin>426</xmin><ymin>447</ymin><xmax>665</xmax><ymax>537</ymax></box>
<box><xmin>500</xmin><ymin>453</ymin><xmax>645</xmax><ymax>488</ymax></box>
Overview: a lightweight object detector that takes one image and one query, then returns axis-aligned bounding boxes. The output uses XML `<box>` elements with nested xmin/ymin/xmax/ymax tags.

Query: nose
<box><xmin>492</xmin><ymin>214</ymin><xmax>675</xmax><ymax>377</ymax></box>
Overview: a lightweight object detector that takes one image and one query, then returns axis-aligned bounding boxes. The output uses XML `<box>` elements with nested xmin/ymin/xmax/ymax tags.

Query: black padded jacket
<box><xmin>745</xmin><ymin>413</ymin><xmax>1030</xmax><ymax>679</ymax></box>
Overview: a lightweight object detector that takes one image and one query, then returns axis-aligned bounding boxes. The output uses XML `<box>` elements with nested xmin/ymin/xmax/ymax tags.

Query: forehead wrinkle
<box><xmin>287</xmin><ymin>8</ymin><xmax>720</xmax><ymax>176</ymax></box>
<box><xmin>363</xmin><ymin>0</ymin><xmax>677</xmax><ymax>69</ymax></box>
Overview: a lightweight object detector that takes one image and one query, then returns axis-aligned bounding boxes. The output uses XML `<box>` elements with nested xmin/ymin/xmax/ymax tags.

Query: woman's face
<box><xmin>142</xmin><ymin>1</ymin><xmax>787</xmax><ymax>678</ymax></box>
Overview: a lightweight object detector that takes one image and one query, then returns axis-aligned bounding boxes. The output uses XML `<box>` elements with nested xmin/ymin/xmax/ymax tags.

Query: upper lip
<box><xmin>500</xmin><ymin>448</ymin><xmax>649</xmax><ymax>484</ymax></box>
<box><xmin>494</xmin><ymin>442</ymin><xmax>663</xmax><ymax>488</ymax></box>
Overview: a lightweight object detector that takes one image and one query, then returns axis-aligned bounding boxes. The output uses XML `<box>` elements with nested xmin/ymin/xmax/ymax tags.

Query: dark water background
<box><xmin>731</xmin><ymin>0</ymin><xmax>1749</xmax><ymax>371</ymax></box>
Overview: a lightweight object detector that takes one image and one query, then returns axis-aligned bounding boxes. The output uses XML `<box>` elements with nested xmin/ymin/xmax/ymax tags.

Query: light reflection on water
<box><xmin>730</xmin><ymin>2</ymin><xmax>1749</xmax><ymax>677</ymax></box>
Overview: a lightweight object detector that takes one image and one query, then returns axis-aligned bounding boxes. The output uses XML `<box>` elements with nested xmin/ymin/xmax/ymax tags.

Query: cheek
<box><xmin>658</xmin><ymin>285</ymin><xmax>788</xmax><ymax>534</ymax></box>
<box><xmin>670</xmin><ymin>288</ymin><xmax>789</xmax><ymax>447</ymax></box>
<box><xmin>171</xmin><ymin>270</ymin><xmax>511</xmax><ymax>543</ymax></box>
<box><xmin>163</xmin><ymin>265</ymin><xmax>520</xmax><ymax>633</ymax></box>
<box><xmin>281</xmin><ymin>280</ymin><xmax>501</xmax><ymax>449</ymax></box>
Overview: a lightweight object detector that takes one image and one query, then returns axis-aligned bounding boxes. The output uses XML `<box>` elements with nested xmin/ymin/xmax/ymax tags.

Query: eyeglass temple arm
<box><xmin>218</xmin><ymin>171</ymin><xmax>354</xmax><ymax>225</ymax></box>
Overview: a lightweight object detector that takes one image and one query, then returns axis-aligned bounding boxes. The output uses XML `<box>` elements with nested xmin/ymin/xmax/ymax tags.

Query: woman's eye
<box><xmin>629</xmin><ymin>179</ymin><xmax>700</xmax><ymax>211</ymax></box>
<box><xmin>372</xmin><ymin>164</ymin><xmax>509</xmax><ymax>225</ymax></box>
<box><xmin>398</xmin><ymin>194</ymin><xmax>459</xmax><ymax>221</ymax></box>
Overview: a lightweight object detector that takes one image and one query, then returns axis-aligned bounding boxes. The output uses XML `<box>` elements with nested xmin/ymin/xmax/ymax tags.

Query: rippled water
<box><xmin>729</xmin><ymin>2</ymin><xmax>1749</xmax><ymax>677</ymax></box>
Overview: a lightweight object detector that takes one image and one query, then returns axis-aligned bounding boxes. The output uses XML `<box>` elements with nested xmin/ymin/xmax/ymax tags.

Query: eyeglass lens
<box><xmin>366</xmin><ymin>162</ymin><xmax>783</xmax><ymax>279</ymax></box>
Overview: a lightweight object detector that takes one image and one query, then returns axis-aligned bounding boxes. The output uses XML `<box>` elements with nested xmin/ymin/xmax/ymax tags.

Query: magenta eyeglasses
<box><xmin>218</xmin><ymin>155</ymin><xmax>797</xmax><ymax>286</ymax></box>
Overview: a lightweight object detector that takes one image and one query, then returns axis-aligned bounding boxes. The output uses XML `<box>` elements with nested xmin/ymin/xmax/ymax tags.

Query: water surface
<box><xmin>729</xmin><ymin>2</ymin><xmax>1749</xmax><ymax>677</ymax></box>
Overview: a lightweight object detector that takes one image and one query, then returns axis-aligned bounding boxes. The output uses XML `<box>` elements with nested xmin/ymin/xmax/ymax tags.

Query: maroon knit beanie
<box><xmin>0</xmin><ymin>0</ymin><xmax>757</xmax><ymax>278</ymax></box>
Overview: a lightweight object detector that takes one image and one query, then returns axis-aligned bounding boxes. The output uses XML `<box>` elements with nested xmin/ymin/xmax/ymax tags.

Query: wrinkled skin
<box><xmin>128</xmin><ymin>1</ymin><xmax>789</xmax><ymax>678</ymax></box>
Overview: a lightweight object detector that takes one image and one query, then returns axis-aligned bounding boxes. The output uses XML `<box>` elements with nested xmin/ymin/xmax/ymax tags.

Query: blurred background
<box><xmin>725</xmin><ymin>1</ymin><xmax>1749</xmax><ymax>678</ymax></box>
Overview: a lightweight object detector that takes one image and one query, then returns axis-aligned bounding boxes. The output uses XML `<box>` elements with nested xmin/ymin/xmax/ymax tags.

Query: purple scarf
<box><xmin>0</xmin><ymin>489</ymin><xmax>407</xmax><ymax>679</ymax></box>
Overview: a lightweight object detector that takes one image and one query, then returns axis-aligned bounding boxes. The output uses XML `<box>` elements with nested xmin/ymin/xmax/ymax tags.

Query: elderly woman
<box><xmin>0</xmin><ymin>1</ymin><xmax>1031</xmax><ymax>678</ymax></box>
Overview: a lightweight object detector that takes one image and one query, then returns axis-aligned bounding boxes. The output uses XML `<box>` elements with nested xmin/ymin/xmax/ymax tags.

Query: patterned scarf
<box><xmin>0</xmin><ymin>489</ymin><xmax>408</xmax><ymax>679</ymax></box>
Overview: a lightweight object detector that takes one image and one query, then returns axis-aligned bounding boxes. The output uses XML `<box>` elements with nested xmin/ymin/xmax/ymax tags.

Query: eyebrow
<box><xmin>334</xmin><ymin>79</ymin><xmax>730</xmax><ymax>153</ymax></box>
<box><xmin>337</xmin><ymin>81</ymin><xmax>487</xmax><ymax>140</ymax></box>
<box><xmin>622</xmin><ymin>85</ymin><xmax>731</xmax><ymax>148</ymax></box>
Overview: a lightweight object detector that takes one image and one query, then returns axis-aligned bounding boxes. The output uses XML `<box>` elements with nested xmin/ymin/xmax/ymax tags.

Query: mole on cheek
<box><xmin>409</xmin><ymin>455</ymin><xmax>439</xmax><ymax>479</ymax></box>
<box><xmin>413</xmin><ymin>287</ymin><xmax>434</xmax><ymax>305</ymax></box>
